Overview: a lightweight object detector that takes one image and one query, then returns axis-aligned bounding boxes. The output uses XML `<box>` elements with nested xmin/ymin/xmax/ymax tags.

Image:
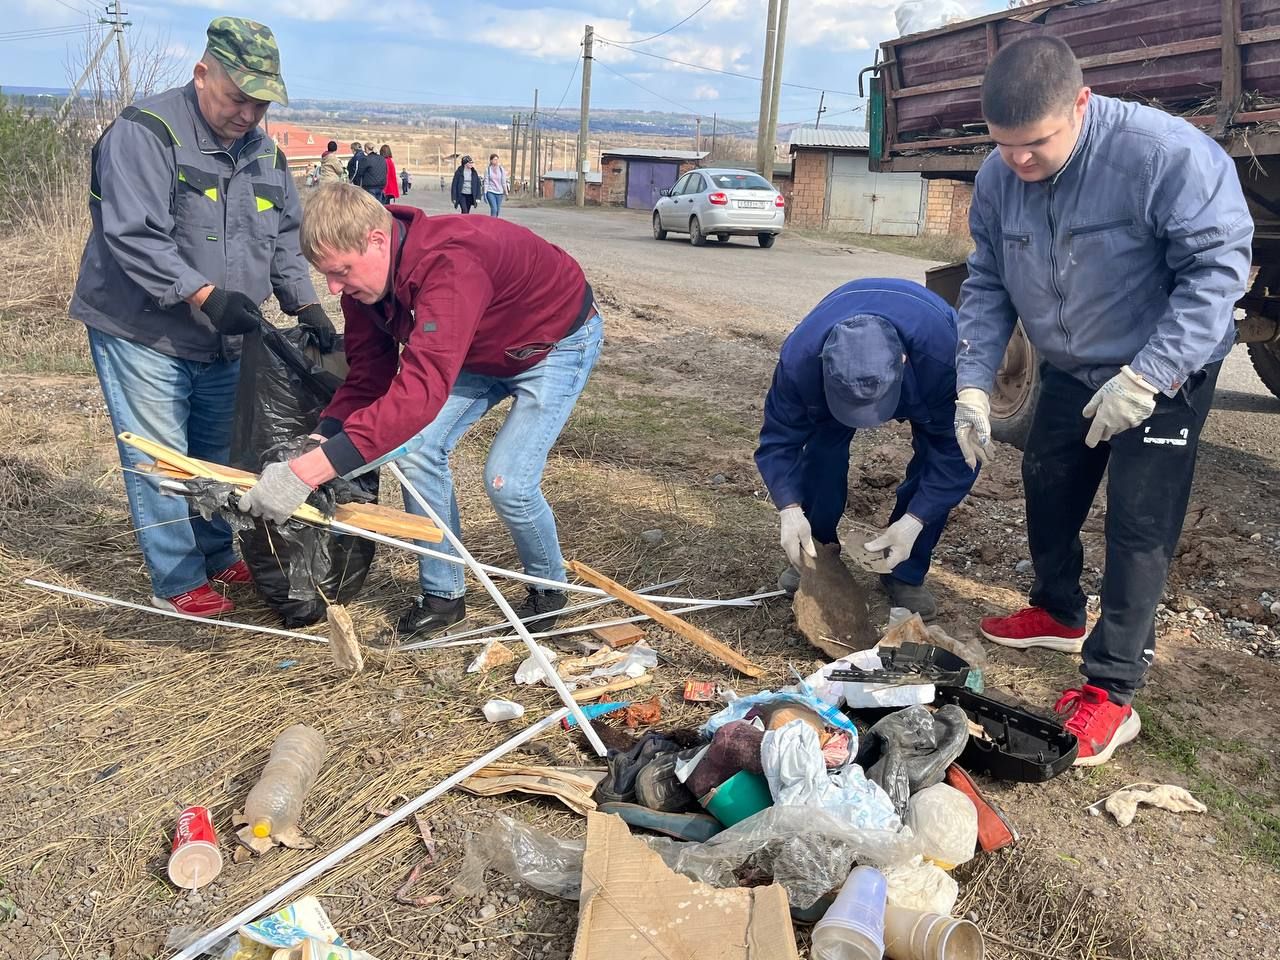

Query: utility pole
<box><xmin>521</xmin><ymin>113</ymin><xmax>531</xmax><ymax>192</ymax></box>
<box><xmin>764</xmin><ymin>0</ymin><xmax>790</xmax><ymax>173</ymax></box>
<box><xmin>57</xmin><ymin>6</ymin><xmax>132</xmax><ymax>124</ymax></box>
<box><xmin>510</xmin><ymin>114</ymin><xmax>518</xmax><ymax>172</ymax></box>
<box><xmin>531</xmin><ymin>88</ymin><xmax>539</xmax><ymax>193</ymax></box>
<box><xmin>711</xmin><ymin>113</ymin><xmax>717</xmax><ymax>157</ymax></box>
<box><xmin>755</xmin><ymin>0</ymin><xmax>779</xmax><ymax>176</ymax></box>
<box><xmin>452</xmin><ymin>119</ymin><xmax>458</xmax><ymax>161</ymax></box>
<box><xmin>815</xmin><ymin>90</ymin><xmax>826</xmax><ymax>128</ymax></box>
<box><xmin>111</xmin><ymin>1</ymin><xmax>131</xmax><ymax>104</ymax></box>
<box><xmin>694</xmin><ymin>117</ymin><xmax>701</xmax><ymax>153</ymax></box>
<box><xmin>576</xmin><ymin>24</ymin><xmax>594</xmax><ymax>207</ymax></box>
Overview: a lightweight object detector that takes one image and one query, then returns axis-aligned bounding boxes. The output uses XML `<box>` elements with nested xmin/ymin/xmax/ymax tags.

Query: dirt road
<box><xmin>2</xmin><ymin>191</ymin><xmax>1279</xmax><ymax>960</ymax></box>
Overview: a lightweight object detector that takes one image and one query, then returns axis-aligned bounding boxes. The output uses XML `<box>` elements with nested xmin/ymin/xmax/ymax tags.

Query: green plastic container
<box><xmin>702</xmin><ymin>770</ymin><xmax>773</xmax><ymax>827</ymax></box>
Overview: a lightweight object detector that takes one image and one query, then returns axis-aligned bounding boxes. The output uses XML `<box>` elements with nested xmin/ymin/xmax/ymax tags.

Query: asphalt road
<box><xmin>398</xmin><ymin>188</ymin><xmax>1280</xmax><ymax>469</ymax></box>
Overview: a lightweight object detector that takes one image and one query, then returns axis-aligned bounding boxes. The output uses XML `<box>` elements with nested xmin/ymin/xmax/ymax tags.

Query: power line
<box><xmin>0</xmin><ymin>24</ymin><xmax>97</xmax><ymax>42</ymax></box>
<box><xmin>549</xmin><ymin>49</ymin><xmax>580</xmax><ymax>115</ymax></box>
<box><xmin>596</xmin><ymin>40</ymin><xmax>859</xmax><ymax>96</ymax></box>
<box><xmin>593</xmin><ymin>56</ymin><xmax>755</xmax><ymax>133</ymax></box>
<box><xmin>598</xmin><ymin>0</ymin><xmax>715</xmax><ymax>45</ymax></box>
<box><xmin>49</xmin><ymin>0</ymin><xmax>94</xmax><ymax>17</ymax></box>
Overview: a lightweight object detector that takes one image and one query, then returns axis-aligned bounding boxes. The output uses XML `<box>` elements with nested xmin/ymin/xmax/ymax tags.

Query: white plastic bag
<box><xmin>906</xmin><ymin>782</ymin><xmax>978</xmax><ymax>870</ymax></box>
<box><xmin>514</xmin><ymin>644</ymin><xmax>558</xmax><ymax>685</ymax></box>
<box><xmin>895</xmin><ymin>0</ymin><xmax>970</xmax><ymax>37</ymax></box>
<box><xmin>883</xmin><ymin>855</ymin><xmax>959</xmax><ymax>914</ymax></box>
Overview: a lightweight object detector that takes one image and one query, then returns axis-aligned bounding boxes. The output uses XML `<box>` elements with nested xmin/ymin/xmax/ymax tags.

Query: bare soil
<box><xmin>1</xmin><ymin>189</ymin><xmax>1279</xmax><ymax>960</ymax></box>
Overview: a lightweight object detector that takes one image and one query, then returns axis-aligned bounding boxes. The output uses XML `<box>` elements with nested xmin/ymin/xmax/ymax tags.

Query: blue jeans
<box><xmin>397</xmin><ymin>314</ymin><xmax>604</xmax><ymax>598</ymax></box>
<box><xmin>88</xmin><ymin>327</ymin><xmax>240</xmax><ymax>597</ymax></box>
<box><xmin>485</xmin><ymin>191</ymin><xmax>504</xmax><ymax>216</ymax></box>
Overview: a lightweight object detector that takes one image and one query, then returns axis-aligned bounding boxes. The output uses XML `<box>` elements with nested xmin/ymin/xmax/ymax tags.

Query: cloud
<box><xmin>692</xmin><ymin>84</ymin><xmax>720</xmax><ymax>100</ymax></box>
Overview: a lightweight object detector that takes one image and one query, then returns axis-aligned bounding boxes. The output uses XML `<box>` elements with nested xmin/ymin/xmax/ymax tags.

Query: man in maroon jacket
<box><xmin>238</xmin><ymin>183</ymin><xmax>604</xmax><ymax>637</ymax></box>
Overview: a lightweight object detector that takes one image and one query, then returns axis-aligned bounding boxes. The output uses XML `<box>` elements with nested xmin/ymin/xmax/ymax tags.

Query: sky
<box><xmin>3</xmin><ymin>0</ymin><xmax>1006</xmax><ymax>131</ymax></box>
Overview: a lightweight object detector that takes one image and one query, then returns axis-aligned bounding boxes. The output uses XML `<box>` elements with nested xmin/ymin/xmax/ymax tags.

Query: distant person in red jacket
<box><xmin>379</xmin><ymin>144</ymin><xmax>399</xmax><ymax>203</ymax></box>
<box><xmin>238</xmin><ymin>183</ymin><xmax>604</xmax><ymax>638</ymax></box>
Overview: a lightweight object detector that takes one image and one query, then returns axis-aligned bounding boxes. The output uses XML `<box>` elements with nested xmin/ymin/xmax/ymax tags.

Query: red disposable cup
<box><xmin>168</xmin><ymin>806</ymin><xmax>223</xmax><ymax>889</ymax></box>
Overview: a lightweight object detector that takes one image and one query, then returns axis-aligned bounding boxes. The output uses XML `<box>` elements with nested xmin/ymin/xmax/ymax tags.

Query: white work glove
<box><xmin>864</xmin><ymin>514</ymin><xmax>924</xmax><ymax>574</ymax></box>
<box><xmin>954</xmin><ymin>388</ymin><xmax>992</xmax><ymax>470</ymax></box>
<box><xmin>237</xmin><ymin>461</ymin><xmax>315</xmax><ymax>525</ymax></box>
<box><xmin>1082</xmin><ymin>365</ymin><xmax>1158</xmax><ymax>448</ymax></box>
<box><xmin>779</xmin><ymin>505</ymin><xmax>817</xmax><ymax>569</ymax></box>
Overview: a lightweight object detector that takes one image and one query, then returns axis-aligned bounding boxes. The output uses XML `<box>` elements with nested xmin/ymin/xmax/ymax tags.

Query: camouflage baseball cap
<box><xmin>206</xmin><ymin>17</ymin><xmax>288</xmax><ymax>105</ymax></box>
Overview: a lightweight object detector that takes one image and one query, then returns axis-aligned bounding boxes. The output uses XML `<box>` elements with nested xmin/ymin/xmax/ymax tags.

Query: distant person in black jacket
<box><xmin>359</xmin><ymin>141</ymin><xmax>388</xmax><ymax>203</ymax></box>
<box><xmin>451</xmin><ymin>155</ymin><xmax>483</xmax><ymax>213</ymax></box>
<box><xmin>346</xmin><ymin>141</ymin><xmax>365</xmax><ymax>185</ymax></box>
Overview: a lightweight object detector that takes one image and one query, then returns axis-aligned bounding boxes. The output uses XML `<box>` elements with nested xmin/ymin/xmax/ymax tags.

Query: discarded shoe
<box><xmin>211</xmin><ymin>560</ymin><xmax>253</xmax><ymax>585</ymax></box>
<box><xmin>778</xmin><ymin>564</ymin><xmax>800</xmax><ymax>596</ymax></box>
<box><xmin>152</xmin><ymin>584</ymin><xmax>235</xmax><ymax>617</ymax></box>
<box><xmin>397</xmin><ymin>594</ymin><xmax>466</xmax><ymax>638</ymax></box>
<box><xmin>1055</xmin><ymin>684</ymin><xmax>1140</xmax><ymax>766</ymax></box>
<box><xmin>980</xmin><ymin>606</ymin><xmax>1085</xmax><ymax>653</ymax></box>
<box><xmin>880</xmin><ymin>575</ymin><xmax>937</xmax><ymax>622</ymax></box>
<box><xmin>513</xmin><ymin>587</ymin><xmax>568</xmax><ymax>629</ymax></box>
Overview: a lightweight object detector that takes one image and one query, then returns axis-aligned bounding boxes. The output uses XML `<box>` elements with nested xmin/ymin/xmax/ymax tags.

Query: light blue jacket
<box><xmin>955</xmin><ymin>95</ymin><xmax>1252</xmax><ymax>397</ymax></box>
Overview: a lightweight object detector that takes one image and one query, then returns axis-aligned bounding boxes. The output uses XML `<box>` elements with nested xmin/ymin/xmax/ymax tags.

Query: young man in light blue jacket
<box><xmin>953</xmin><ymin>36</ymin><xmax>1252</xmax><ymax>765</ymax></box>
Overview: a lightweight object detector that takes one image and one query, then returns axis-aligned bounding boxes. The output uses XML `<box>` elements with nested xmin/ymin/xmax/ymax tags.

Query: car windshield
<box><xmin>709</xmin><ymin>173</ymin><xmax>773</xmax><ymax>191</ymax></box>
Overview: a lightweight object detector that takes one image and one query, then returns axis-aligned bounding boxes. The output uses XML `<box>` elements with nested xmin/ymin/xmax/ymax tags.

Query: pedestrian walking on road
<box><xmin>401</xmin><ymin>167</ymin><xmax>412</xmax><ymax>194</ymax></box>
<box><xmin>451</xmin><ymin>155</ymin><xmax>482</xmax><ymax>213</ymax></box>
<box><xmin>359</xmin><ymin>141</ymin><xmax>387</xmax><ymax>203</ymax></box>
<box><xmin>380</xmin><ymin>144</ymin><xmax>400</xmax><ymax>203</ymax></box>
<box><xmin>346</xmin><ymin>141</ymin><xmax>365</xmax><ymax>185</ymax></box>
<box><xmin>756</xmin><ymin>278</ymin><xmax>977</xmax><ymax>621</ymax></box>
<box><xmin>70</xmin><ymin>17</ymin><xmax>333</xmax><ymax>618</ymax></box>
<box><xmin>483</xmin><ymin>153</ymin><xmax>508</xmax><ymax>216</ymax></box>
<box><xmin>237</xmin><ymin>183</ymin><xmax>604</xmax><ymax>640</ymax></box>
<box><xmin>953</xmin><ymin>35</ymin><xmax>1252</xmax><ymax>766</ymax></box>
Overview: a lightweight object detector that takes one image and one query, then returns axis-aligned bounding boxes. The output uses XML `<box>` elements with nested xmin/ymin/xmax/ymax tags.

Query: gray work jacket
<box><xmin>71</xmin><ymin>82</ymin><xmax>317</xmax><ymax>362</ymax></box>
<box><xmin>956</xmin><ymin>95</ymin><xmax>1253</xmax><ymax>397</ymax></box>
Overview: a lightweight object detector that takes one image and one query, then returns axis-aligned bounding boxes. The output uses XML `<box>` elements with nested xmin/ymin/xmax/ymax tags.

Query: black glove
<box><xmin>296</xmin><ymin>303</ymin><xmax>337</xmax><ymax>352</ymax></box>
<box><xmin>201</xmin><ymin>288</ymin><xmax>265</xmax><ymax>335</ymax></box>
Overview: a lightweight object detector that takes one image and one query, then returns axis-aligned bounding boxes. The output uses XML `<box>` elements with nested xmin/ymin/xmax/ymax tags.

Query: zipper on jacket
<box><xmin>1045</xmin><ymin>183</ymin><xmax>1071</xmax><ymax>354</ymax></box>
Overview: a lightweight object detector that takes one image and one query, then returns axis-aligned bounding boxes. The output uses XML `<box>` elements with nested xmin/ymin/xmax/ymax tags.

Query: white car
<box><xmin>652</xmin><ymin>167</ymin><xmax>786</xmax><ymax>248</ymax></box>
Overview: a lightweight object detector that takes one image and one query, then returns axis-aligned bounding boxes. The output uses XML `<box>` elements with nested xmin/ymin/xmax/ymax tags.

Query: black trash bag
<box><xmin>860</xmin><ymin>704</ymin><xmax>969</xmax><ymax>819</ymax></box>
<box><xmin>230</xmin><ymin>323</ymin><xmax>378</xmax><ymax>628</ymax></box>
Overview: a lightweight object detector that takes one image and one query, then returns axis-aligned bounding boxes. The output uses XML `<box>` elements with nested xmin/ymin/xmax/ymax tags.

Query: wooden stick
<box><xmin>566</xmin><ymin>560</ymin><xmax>766</xmax><ymax>678</ymax></box>
<box><xmin>571</xmin><ymin>673</ymin><xmax>653</xmax><ymax>703</ymax></box>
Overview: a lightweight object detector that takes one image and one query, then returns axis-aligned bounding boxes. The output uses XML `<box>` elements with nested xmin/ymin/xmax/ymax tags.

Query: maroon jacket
<box><xmin>317</xmin><ymin>206</ymin><xmax>592</xmax><ymax>474</ymax></box>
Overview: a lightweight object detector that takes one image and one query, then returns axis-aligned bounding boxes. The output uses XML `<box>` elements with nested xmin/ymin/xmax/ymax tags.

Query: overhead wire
<box><xmin>596</xmin><ymin>40</ymin><xmax>860</xmax><ymax>96</ymax></box>
<box><xmin>592</xmin><ymin>55</ymin><xmax>756</xmax><ymax>133</ymax></box>
<box><xmin>597</xmin><ymin>0</ymin><xmax>715</xmax><ymax>46</ymax></box>
<box><xmin>0</xmin><ymin>24</ymin><xmax>98</xmax><ymax>42</ymax></box>
<box><xmin>547</xmin><ymin>46</ymin><xmax>581</xmax><ymax>115</ymax></box>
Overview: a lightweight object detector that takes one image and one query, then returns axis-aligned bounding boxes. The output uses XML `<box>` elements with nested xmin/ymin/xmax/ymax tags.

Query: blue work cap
<box><xmin>821</xmin><ymin>314</ymin><xmax>905</xmax><ymax>428</ymax></box>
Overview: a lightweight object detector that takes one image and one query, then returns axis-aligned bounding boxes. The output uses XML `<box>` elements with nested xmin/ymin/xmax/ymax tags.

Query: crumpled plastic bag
<box><xmin>1100</xmin><ymin>783</ymin><xmax>1207</xmax><ymax>827</ymax></box>
<box><xmin>454</xmin><ymin>806</ymin><xmax>916</xmax><ymax>911</ymax></box>
<box><xmin>863</xmin><ymin>705</ymin><xmax>969</xmax><ymax>819</ymax></box>
<box><xmin>760</xmin><ymin>719</ymin><xmax>901</xmax><ymax>832</ymax></box>
<box><xmin>703</xmin><ymin>688</ymin><xmax>857</xmax><ymax>739</ymax></box>
<box><xmin>894</xmin><ymin>0</ymin><xmax>969</xmax><ymax>36</ymax></box>
<box><xmin>514</xmin><ymin>644</ymin><xmax>558</xmax><ymax>685</ymax></box>
<box><xmin>906</xmin><ymin>783</ymin><xmax>977</xmax><ymax>870</ymax></box>
<box><xmin>883</xmin><ymin>854</ymin><xmax>959</xmax><ymax>915</ymax></box>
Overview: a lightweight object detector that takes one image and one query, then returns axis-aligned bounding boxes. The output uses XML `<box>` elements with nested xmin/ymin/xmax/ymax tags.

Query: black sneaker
<box><xmin>396</xmin><ymin>594</ymin><xmax>466</xmax><ymax>639</ymax></box>
<box><xmin>513</xmin><ymin>587</ymin><xmax>568</xmax><ymax>629</ymax></box>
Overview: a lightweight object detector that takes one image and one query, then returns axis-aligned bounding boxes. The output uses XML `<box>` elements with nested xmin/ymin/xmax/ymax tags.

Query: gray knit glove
<box><xmin>237</xmin><ymin>461</ymin><xmax>314</xmax><ymax>525</ymax></box>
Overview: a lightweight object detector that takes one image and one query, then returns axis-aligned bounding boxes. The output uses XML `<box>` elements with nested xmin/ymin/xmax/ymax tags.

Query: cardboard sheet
<box><xmin>570</xmin><ymin>812</ymin><xmax>800</xmax><ymax>960</ymax></box>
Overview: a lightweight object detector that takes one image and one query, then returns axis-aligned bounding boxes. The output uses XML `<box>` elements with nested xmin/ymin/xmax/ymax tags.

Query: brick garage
<box><xmin>540</xmin><ymin>171</ymin><xmax>602</xmax><ymax>203</ymax></box>
<box><xmin>923</xmin><ymin>179</ymin><xmax>974</xmax><ymax>237</ymax></box>
<box><xmin>788</xmin><ymin>150</ymin><xmax>828</xmax><ymax>229</ymax></box>
<box><xmin>599</xmin><ymin>149</ymin><xmax>706</xmax><ymax>208</ymax></box>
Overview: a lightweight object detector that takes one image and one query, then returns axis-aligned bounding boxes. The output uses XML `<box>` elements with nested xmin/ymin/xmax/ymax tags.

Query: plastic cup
<box><xmin>882</xmin><ymin>904</ymin><xmax>985</xmax><ymax>960</ymax></box>
<box><xmin>812</xmin><ymin>866</ymin><xmax>887</xmax><ymax>960</ymax></box>
<box><xmin>168</xmin><ymin>805</ymin><xmax>223</xmax><ymax>890</ymax></box>
<box><xmin>811</xmin><ymin>919</ymin><xmax>884</xmax><ymax>960</ymax></box>
<box><xmin>701</xmin><ymin>770</ymin><xmax>773</xmax><ymax>827</ymax></box>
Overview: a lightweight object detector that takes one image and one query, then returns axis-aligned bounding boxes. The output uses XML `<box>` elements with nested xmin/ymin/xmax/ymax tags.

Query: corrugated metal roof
<box><xmin>541</xmin><ymin>169</ymin><xmax>602</xmax><ymax>183</ymax></box>
<box><xmin>788</xmin><ymin>126</ymin><xmax>869</xmax><ymax>151</ymax></box>
<box><xmin>599</xmin><ymin>148</ymin><xmax>708</xmax><ymax>161</ymax></box>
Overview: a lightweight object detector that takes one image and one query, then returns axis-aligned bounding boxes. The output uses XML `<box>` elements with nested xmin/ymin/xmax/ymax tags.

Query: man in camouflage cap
<box><xmin>70</xmin><ymin>17</ymin><xmax>334</xmax><ymax>617</ymax></box>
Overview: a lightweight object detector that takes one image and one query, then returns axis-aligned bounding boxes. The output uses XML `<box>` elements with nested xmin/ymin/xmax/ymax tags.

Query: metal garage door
<box><xmin>826</xmin><ymin>153</ymin><xmax>924</xmax><ymax>236</ymax></box>
<box><xmin>625</xmin><ymin>160</ymin><xmax>680</xmax><ymax>209</ymax></box>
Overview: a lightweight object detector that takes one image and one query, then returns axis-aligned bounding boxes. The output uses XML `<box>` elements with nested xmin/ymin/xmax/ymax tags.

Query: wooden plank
<box><xmin>567</xmin><ymin>560</ymin><xmax>766</xmax><ymax>678</ymax></box>
<box><xmin>122</xmin><ymin>433</ymin><xmax>444</xmax><ymax>543</ymax></box>
<box><xmin>896</xmin><ymin>132</ymin><xmax>993</xmax><ymax>151</ymax></box>
<box><xmin>1217</xmin><ymin>0</ymin><xmax>1243</xmax><ymax>133</ymax></box>
<box><xmin>880</xmin><ymin>0</ymin><xmax>1067</xmax><ymax>49</ymax></box>
<box><xmin>1239</xmin><ymin>25</ymin><xmax>1280</xmax><ymax>46</ymax></box>
<box><xmin>590</xmin><ymin>622</ymin><xmax>647</xmax><ymax>649</ymax></box>
<box><xmin>985</xmin><ymin>22</ymin><xmax>999</xmax><ymax>62</ymax></box>
<box><xmin>571</xmin><ymin>674</ymin><xmax>653</xmax><ymax>703</ymax></box>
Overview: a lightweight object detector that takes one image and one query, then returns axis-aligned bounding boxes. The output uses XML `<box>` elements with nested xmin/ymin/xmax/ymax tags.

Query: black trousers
<box><xmin>1022</xmin><ymin>361</ymin><xmax>1220</xmax><ymax>702</ymax></box>
<box><xmin>459</xmin><ymin>195</ymin><xmax>477</xmax><ymax>213</ymax></box>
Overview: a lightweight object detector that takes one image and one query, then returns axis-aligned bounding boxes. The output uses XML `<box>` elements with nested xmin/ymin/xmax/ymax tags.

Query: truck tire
<box><xmin>1247</xmin><ymin>341</ymin><xmax>1280</xmax><ymax>399</ymax></box>
<box><xmin>990</xmin><ymin>321</ymin><xmax>1041</xmax><ymax>450</ymax></box>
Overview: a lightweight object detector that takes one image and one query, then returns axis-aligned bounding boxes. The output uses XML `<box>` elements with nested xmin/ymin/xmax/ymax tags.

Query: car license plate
<box><xmin>737</xmin><ymin>200</ymin><xmax>768</xmax><ymax>208</ymax></box>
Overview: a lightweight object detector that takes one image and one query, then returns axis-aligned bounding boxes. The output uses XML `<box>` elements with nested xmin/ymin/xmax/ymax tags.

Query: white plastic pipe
<box><xmin>388</xmin><ymin>462</ymin><xmax>607</xmax><ymax>757</ymax></box>
<box><xmin>403</xmin><ymin>588</ymin><xmax>784</xmax><ymax>651</ymax></box>
<box><xmin>167</xmin><ymin>707</ymin><xmax>570</xmax><ymax>960</ymax></box>
<box><xmin>22</xmin><ymin>579</ymin><xmax>328</xmax><ymax>644</ymax></box>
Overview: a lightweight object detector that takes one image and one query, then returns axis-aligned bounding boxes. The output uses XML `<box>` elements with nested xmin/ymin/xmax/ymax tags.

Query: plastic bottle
<box><xmin>244</xmin><ymin>724</ymin><xmax>327</xmax><ymax>839</ymax></box>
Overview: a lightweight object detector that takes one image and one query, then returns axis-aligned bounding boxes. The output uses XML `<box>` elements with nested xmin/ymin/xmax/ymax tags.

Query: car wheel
<box><xmin>716</xmin><ymin>234</ymin><xmax>730</xmax><ymax>243</ymax></box>
<box><xmin>689</xmin><ymin>217</ymin><xmax>706</xmax><ymax>246</ymax></box>
<box><xmin>652</xmin><ymin>212</ymin><xmax>667</xmax><ymax>240</ymax></box>
<box><xmin>757</xmin><ymin>233</ymin><xmax>776</xmax><ymax>248</ymax></box>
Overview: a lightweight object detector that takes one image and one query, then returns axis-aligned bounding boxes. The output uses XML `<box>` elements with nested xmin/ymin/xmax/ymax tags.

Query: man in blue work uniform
<box><xmin>954</xmin><ymin>36</ymin><xmax>1252</xmax><ymax>765</ymax></box>
<box><xmin>755</xmin><ymin>278</ymin><xmax>978</xmax><ymax>620</ymax></box>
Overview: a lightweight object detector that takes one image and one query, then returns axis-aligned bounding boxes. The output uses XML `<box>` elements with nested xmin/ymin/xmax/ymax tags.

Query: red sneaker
<box><xmin>1055</xmin><ymin>684</ymin><xmax>1141</xmax><ymax>766</ymax></box>
<box><xmin>211</xmin><ymin>560</ymin><xmax>253</xmax><ymax>585</ymax></box>
<box><xmin>980</xmin><ymin>606</ymin><xmax>1086</xmax><ymax>653</ymax></box>
<box><xmin>152</xmin><ymin>584</ymin><xmax>235</xmax><ymax>617</ymax></box>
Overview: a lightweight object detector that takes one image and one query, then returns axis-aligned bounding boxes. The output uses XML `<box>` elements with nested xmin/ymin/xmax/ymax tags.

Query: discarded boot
<box><xmin>880</xmin><ymin>575</ymin><xmax>938</xmax><ymax>622</ymax></box>
<box><xmin>396</xmin><ymin>594</ymin><xmax>466</xmax><ymax>639</ymax></box>
<box><xmin>514</xmin><ymin>587</ymin><xmax>568</xmax><ymax>629</ymax></box>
